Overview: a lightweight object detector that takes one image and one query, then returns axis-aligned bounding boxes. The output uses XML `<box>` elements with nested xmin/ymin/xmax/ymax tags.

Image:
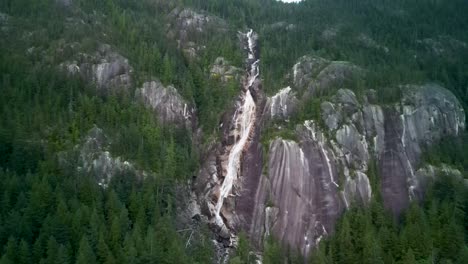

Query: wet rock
<box><xmin>343</xmin><ymin>171</ymin><xmax>372</xmax><ymax>206</ymax></box>
<box><xmin>336</xmin><ymin>124</ymin><xmax>369</xmax><ymax>170</ymax></box>
<box><xmin>135</xmin><ymin>80</ymin><xmax>192</xmax><ymax>126</ymax></box>
<box><xmin>321</xmin><ymin>102</ymin><xmax>341</xmax><ymax>130</ymax></box>
<box><xmin>268</xmin><ymin>86</ymin><xmax>298</xmax><ymax>120</ymax></box>
<box><xmin>252</xmin><ymin>122</ymin><xmax>344</xmax><ymax>257</ymax></box>
<box><xmin>250</xmin><ymin>83</ymin><xmax>465</xmax><ymax>254</ymax></box>
<box><xmin>377</xmin><ymin>84</ymin><xmax>465</xmax><ymax>215</ymax></box>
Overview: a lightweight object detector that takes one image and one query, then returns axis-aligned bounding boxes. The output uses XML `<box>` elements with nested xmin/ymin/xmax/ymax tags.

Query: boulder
<box><xmin>292</xmin><ymin>55</ymin><xmax>364</xmax><ymax>96</ymax></box>
<box><xmin>135</xmin><ymin>80</ymin><xmax>192</xmax><ymax>126</ymax></box>
<box><xmin>60</xmin><ymin>44</ymin><xmax>133</xmax><ymax>93</ymax></box>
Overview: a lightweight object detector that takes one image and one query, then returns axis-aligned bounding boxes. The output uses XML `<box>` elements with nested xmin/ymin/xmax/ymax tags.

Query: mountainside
<box><xmin>1</xmin><ymin>0</ymin><xmax>468</xmax><ymax>263</ymax></box>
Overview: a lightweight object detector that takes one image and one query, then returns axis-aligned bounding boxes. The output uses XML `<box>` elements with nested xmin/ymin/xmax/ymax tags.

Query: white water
<box><xmin>304</xmin><ymin>120</ymin><xmax>339</xmax><ymax>188</ymax></box>
<box><xmin>214</xmin><ymin>30</ymin><xmax>259</xmax><ymax>227</ymax></box>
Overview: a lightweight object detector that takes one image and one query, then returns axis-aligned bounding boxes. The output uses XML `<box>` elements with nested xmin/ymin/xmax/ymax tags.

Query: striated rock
<box><xmin>292</xmin><ymin>55</ymin><xmax>329</xmax><ymax>90</ymax></box>
<box><xmin>251</xmin><ymin>121</ymin><xmax>346</xmax><ymax>256</ymax></box>
<box><xmin>60</xmin><ymin>44</ymin><xmax>133</xmax><ymax>93</ymax></box>
<box><xmin>135</xmin><ymin>80</ymin><xmax>193</xmax><ymax>126</ymax></box>
<box><xmin>380</xmin><ymin>83</ymin><xmax>465</xmax><ymax>215</ymax></box>
<box><xmin>267</xmin><ymin>86</ymin><xmax>298</xmax><ymax>120</ymax></box>
<box><xmin>321</xmin><ymin>101</ymin><xmax>341</xmax><ymax>130</ymax></box>
<box><xmin>336</xmin><ymin>124</ymin><xmax>369</xmax><ymax>171</ymax></box>
<box><xmin>249</xmin><ymin>83</ymin><xmax>464</xmax><ymax>255</ymax></box>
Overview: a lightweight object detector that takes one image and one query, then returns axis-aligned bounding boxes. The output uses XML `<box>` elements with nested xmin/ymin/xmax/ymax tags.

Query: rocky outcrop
<box><xmin>251</xmin><ymin>123</ymin><xmax>345</xmax><ymax>256</ymax></box>
<box><xmin>249</xmin><ymin>83</ymin><xmax>464</xmax><ymax>255</ymax></box>
<box><xmin>380</xmin><ymin>84</ymin><xmax>465</xmax><ymax>214</ymax></box>
<box><xmin>59</xmin><ymin>126</ymin><xmax>145</xmax><ymax>187</ymax></box>
<box><xmin>292</xmin><ymin>55</ymin><xmax>364</xmax><ymax>96</ymax></box>
<box><xmin>357</xmin><ymin>33</ymin><xmax>389</xmax><ymax>53</ymax></box>
<box><xmin>0</xmin><ymin>12</ymin><xmax>10</xmax><ymax>32</ymax></box>
<box><xmin>267</xmin><ymin>86</ymin><xmax>298</xmax><ymax>120</ymax></box>
<box><xmin>60</xmin><ymin>44</ymin><xmax>133</xmax><ymax>93</ymax></box>
<box><xmin>210</xmin><ymin>57</ymin><xmax>242</xmax><ymax>82</ymax></box>
<box><xmin>417</xmin><ymin>36</ymin><xmax>467</xmax><ymax>57</ymax></box>
<box><xmin>167</xmin><ymin>8</ymin><xmax>227</xmax><ymax>58</ymax></box>
<box><xmin>135</xmin><ymin>80</ymin><xmax>193</xmax><ymax>126</ymax></box>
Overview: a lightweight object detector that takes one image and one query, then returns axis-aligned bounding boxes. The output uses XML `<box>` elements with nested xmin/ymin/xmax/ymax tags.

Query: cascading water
<box><xmin>213</xmin><ymin>29</ymin><xmax>260</xmax><ymax>241</ymax></box>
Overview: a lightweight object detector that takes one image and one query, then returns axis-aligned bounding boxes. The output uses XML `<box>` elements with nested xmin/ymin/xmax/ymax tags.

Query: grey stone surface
<box><xmin>59</xmin><ymin>126</ymin><xmax>144</xmax><ymax>188</ymax></box>
<box><xmin>292</xmin><ymin>55</ymin><xmax>364</xmax><ymax>96</ymax></box>
<box><xmin>210</xmin><ymin>57</ymin><xmax>242</xmax><ymax>82</ymax></box>
<box><xmin>135</xmin><ymin>80</ymin><xmax>192</xmax><ymax>126</ymax></box>
<box><xmin>268</xmin><ymin>86</ymin><xmax>299</xmax><ymax>120</ymax></box>
<box><xmin>250</xmin><ymin>83</ymin><xmax>465</xmax><ymax>254</ymax></box>
<box><xmin>167</xmin><ymin>8</ymin><xmax>227</xmax><ymax>58</ymax></box>
<box><xmin>60</xmin><ymin>44</ymin><xmax>133</xmax><ymax>92</ymax></box>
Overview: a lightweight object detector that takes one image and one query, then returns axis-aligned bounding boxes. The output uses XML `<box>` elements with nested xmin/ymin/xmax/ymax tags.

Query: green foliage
<box><xmin>310</xmin><ymin>174</ymin><xmax>468</xmax><ymax>264</ymax></box>
<box><xmin>422</xmin><ymin>133</ymin><xmax>468</xmax><ymax>178</ymax></box>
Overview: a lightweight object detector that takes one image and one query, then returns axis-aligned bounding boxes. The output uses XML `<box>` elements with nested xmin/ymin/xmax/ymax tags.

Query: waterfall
<box><xmin>213</xmin><ymin>29</ymin><xmax>259</xmax><ymax>232</ymax></box>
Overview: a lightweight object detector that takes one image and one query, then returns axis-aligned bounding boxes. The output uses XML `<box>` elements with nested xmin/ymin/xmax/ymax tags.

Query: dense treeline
<box><xmin>0</xmin><ymin>166</ymin><xmax>214</xmax><ymax>264</ymax></box>
<box><xmin>183</xmin><ymin>0</ymin><xmax>468</xmax><ymax>113</ymax></box>
<box><xmin>0</xmin><ymin>0</ymin><xmax>219</xmax><ymax>262</ymax></box>
<box><xmin>1</xmin><ymin>0</ymin><xmax>468</xmax><ymax>263</ymax></box>
<box><xmin>311</xmin><ymin>174</ymin><xmax>468</xmax><ymax>264</ymax></box>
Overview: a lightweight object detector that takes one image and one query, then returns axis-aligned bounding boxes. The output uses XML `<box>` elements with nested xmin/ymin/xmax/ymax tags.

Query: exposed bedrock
<box><xmin>291</xmin><ymin>55</ymin><xmax>364</xmax><ymax>96</ymax></box>
<box><xmin>253</xmin><ymin>83</ymin><xmax>464</xmax><ymax>254</ymax></box>
<box><xmin>135</xmin><ymin>80</ymin><xmax>194</xmax><ymax>127</ymax></box>
<box><xmin>194</xmin><ymin>29</ymin><xmax>264</xmax><ymax>248</ymax></box>
<box><xmin>380</xmin><ymin>83</ymin><xmax>465</xmax><ymax>215</ymax></box>
<box><xmin>251</xmin><ymin>124</ymin><xmax>345</xmax><ymax>257</ymax></box>
<box><xmin>60</xmin><ymin>44</ymin><xmax>133</xmax><ymax>93</ymax></box>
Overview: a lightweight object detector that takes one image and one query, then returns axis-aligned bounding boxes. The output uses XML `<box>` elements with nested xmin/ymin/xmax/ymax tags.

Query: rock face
<box><xmin>210</xmin><ymin>57</ymin><xmax>242</xmax><ymax>82</ymax></box>
<box><xmin>380</xmin><ymin>84</ymin><xmax>465</xmax><ymax>215</ymax></box>
<box><xmin>60</xmin><ymin>44</ymin><xmax>133</xmax><ymax>93</ymax></box>
<box><xmin>135</xmin><ymin>80</ymin><xmax>193</xmax><ymax>126</ymax></box>
<box><xmin>168</xmin><ymin>8</ymin><xmax>227</xmax><ymax>58</ymax></box>
<box><xmin>267</xmin><ymin>86</ymin><xmax>298</xmax><ymax>120</ymax></box>
<box><xmin>59</xmin><ymin>126</ymin><xmax>144</xmax><ymax>187</ymax></box>
<box><xmin>251</xmin><ymin>125</ymin><xmax>344</xmax><ymax>257</ymax></box>
<box><xmin>195</xmin><ymin>43</ymin><xmax>465</xmax><ymax>260</ymax></box>
<box><xmin>292</xmin><ymin>55</ymin><xmax>364</xmax><ymax>96</ymax></box>
<box><xmin>248</xmin><ymin>83</ymin><xmax>464</xmax><ymax>255</ymax></box>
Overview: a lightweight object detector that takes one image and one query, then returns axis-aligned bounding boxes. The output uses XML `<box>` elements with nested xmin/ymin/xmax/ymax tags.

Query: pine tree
<box><xmin>17</xmin><ymin>239</ymin><xmax>31</xmax><ymax>264</ymax></box>
<box><xmin>75</xmin><ymin>236</ymin><xmax>96</xmax><ymax>264</ymax></box>
<box><xmin>55</xmin><ymin>244</ymin><xmax>70</xmax><ymax>264</ymax></box>
<box><xmin>402</xmin><ymin>249</ymin><xmax>417</xmax><ymax>264</ymax></box>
